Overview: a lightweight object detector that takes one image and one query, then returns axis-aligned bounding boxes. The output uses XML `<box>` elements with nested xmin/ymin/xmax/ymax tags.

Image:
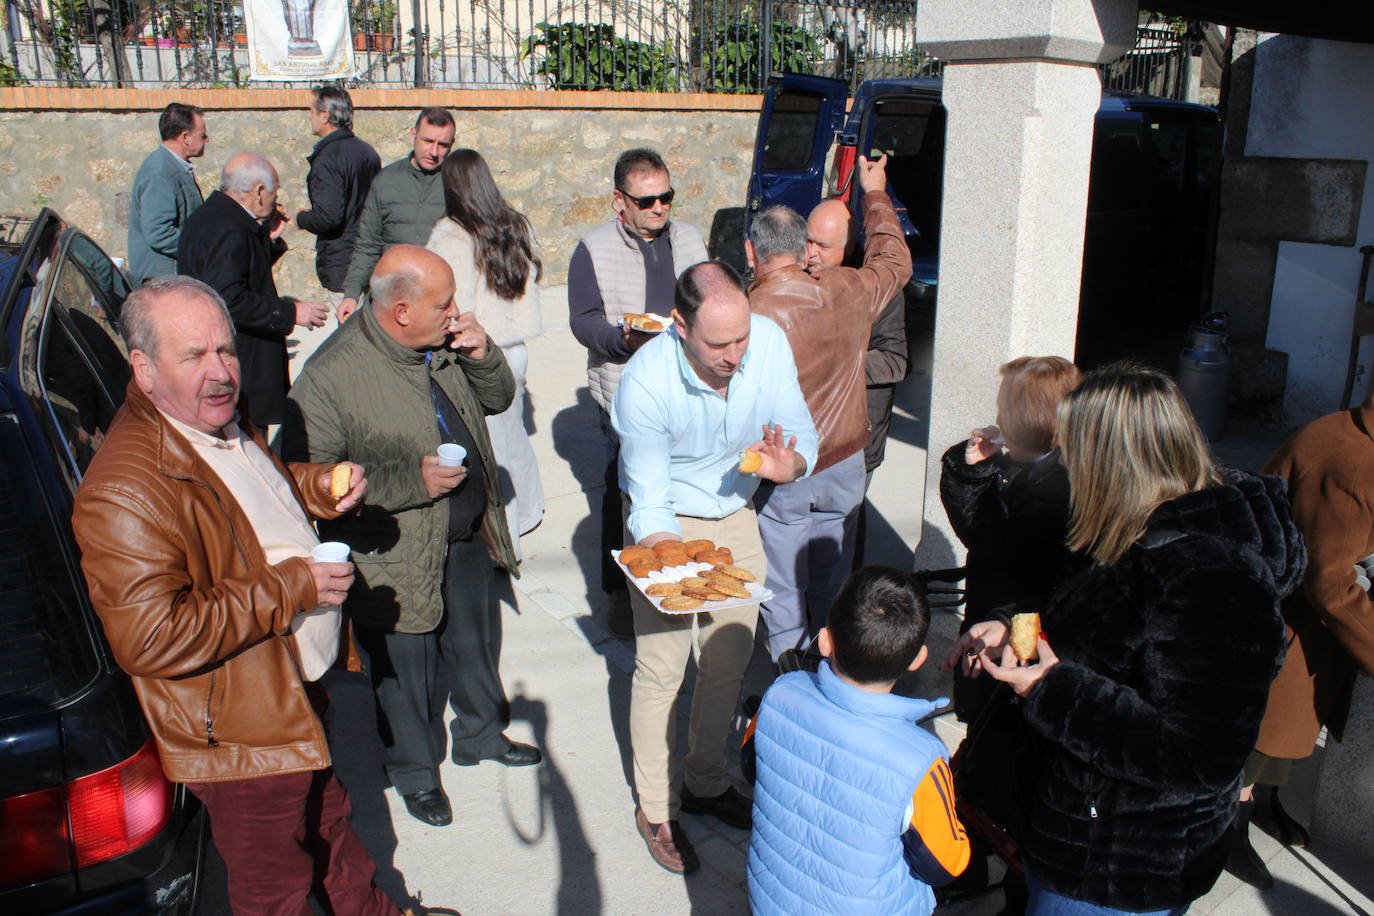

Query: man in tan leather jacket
<box><xmin>72</xmin><ymin>276</ymin><xmax>404</xmax><ymax>916</ymax></box>
<box><xmin>745</xmin><ymin>155</ymin><xmax>913</xmax><ymax>662</ymax></box>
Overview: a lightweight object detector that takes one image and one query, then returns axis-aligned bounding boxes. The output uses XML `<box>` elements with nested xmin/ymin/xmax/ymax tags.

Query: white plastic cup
<box><xmin>437</xmin><ymin>443</ymin><xmax>467</xmax><ymax>467</ymax></box>
<box><xmin>311</xmin><ymin>541</ymin><xmax>351</xmax><ymax>563</ymax></box>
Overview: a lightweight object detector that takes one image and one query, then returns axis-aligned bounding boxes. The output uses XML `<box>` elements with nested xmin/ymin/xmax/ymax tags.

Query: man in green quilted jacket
<box><xmin>284</xmin><ymin>245</ymin><xmax>539</xmax><ymax>829</ymax></box>
<box><xmin>336</xmin><ymin>107</ymin><xmax>455</xmax><ymax>321</ymax></box>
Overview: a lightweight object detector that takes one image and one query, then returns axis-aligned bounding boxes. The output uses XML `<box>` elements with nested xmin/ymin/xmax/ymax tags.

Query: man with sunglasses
<box><xmin>568</xmin><ymin>148</ymin><xmax>708</xmax><ymax>639</ymax></box>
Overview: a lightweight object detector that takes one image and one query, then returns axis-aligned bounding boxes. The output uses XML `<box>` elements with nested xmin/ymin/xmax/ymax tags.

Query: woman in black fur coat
<box><xmin>939</xmin><ymin>355</ymin><xmax>1081</xmax><ymax>722</ymax></box>
<box><xmin>946</xmin><ymin>364</ymin><xmax>1303</xmax><ymax>915</ymax></box>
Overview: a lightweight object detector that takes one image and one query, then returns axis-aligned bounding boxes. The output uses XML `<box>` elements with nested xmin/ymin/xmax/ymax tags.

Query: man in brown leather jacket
<box><xmin>72</xmin><ymin>276</ymin><xmax>404</xmax><ymax>916</ymax></box>
<box><xmin>745</xmin><ymin>155</ymin><xmax>913</xmax><ymax>661</ymax></box>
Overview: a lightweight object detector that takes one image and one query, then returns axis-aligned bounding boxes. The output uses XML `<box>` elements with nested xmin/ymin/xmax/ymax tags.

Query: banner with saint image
<box><xmin>244</xmin><ymin>0</ymin><xmax>355</xmax><ymax>80</ymax></box>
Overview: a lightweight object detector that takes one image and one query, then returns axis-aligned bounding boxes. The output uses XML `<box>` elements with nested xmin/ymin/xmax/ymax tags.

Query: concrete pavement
<box><xmin>192</xmin><ymin>288</ymin><xmax>1373</xmax><ymax>915</ymax></box>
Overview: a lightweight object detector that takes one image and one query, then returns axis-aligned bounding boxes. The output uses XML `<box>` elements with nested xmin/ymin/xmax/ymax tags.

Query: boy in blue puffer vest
<box><xmin>747</xmin><ymin>566</ymin><xmax>970</xmax><ymax>916</ymax></box>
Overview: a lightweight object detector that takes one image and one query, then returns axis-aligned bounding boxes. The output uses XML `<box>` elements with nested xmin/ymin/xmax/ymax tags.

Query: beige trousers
<box><xmin>629</xmin><ymin>505</ymin><xmax>766</xmax><ymax>823</ymax></box>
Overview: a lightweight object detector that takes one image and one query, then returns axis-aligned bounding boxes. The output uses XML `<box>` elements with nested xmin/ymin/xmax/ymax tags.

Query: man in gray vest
<box><xmin>127</xmin><ymin>103</ymin><xmax>207</xmax><ymax>286</ymax></box>
<box><xmin>337</xmin><ymin>107</ymin><xmax>455</xmax><ymax>322</ymax></box>
<box><xmin>568</xmin><ymin>149</ymin><xmax>707</xmax><ymax>637</ymax></box>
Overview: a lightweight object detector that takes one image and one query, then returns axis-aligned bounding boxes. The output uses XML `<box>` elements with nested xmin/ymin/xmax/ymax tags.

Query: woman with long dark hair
<box><xmin>427</xmin><ymin>149</ymin><xmax>544</xmax><ymax>554</ymax></box>
<box><xmin>945</xmin><ymin>363</ymin><xmax>1302</xmax><ymax>915</ymax></box>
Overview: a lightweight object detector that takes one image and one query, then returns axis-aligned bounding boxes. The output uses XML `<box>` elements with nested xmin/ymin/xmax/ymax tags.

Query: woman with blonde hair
<box><xmin>945</xmin><ymin>363</ymin><xmax>1303</xmax><ymax>915</ymax></box>
<box><xmin>938</xmin><ymin>355</ymin><xmax>1081</xmax><ymax>912</ymax></box>
<box><xmin>427</xmin><ymin>149</ymin><xmax>544</xmax><ymax>555</ymax></box>
<box><xmin>940</xmin><ymin>355</ymin><xmax>1082</xmax><ymax>721</ymax></box>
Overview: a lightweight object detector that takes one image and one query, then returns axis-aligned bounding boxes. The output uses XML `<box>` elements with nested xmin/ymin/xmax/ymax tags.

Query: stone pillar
<box><xmin>1312</xmin><ymin>673</ymin><xmax>1374</xmax><ymax>858</ymax></box>
<box><xmin>912</xmin><ymin>0</ymin><xmax>1136</xmax><ymax>567</ymax></box>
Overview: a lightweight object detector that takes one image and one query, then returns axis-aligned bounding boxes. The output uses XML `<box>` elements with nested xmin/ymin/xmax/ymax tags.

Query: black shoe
<box><xmin>606</xmin><ymin>590</ymin><xmax>634</xmax><ymax>640</ymax></box>
<box><xmin>1269</xmin><ymin>785</ymin><xmax>1311</xmax><ymax>847</ymax></box>
<box><xmin>401</xmin><ymin>788</ymin><xmax>452</xmax><ymax>827</ymax></box>
<box><xmin>681</xmin><ymin>784</ymin><xmax>752</xmax><ymax>830</ymax></box>
<box><xmin>1223</xmin><ymin>799</ymin><xmax>1274</xmax><ymax>889</ymax></box>
<box><xmin>458</xmin><ymin>739</ymin><xmax>543</xmax><ymax>767</ymax></box>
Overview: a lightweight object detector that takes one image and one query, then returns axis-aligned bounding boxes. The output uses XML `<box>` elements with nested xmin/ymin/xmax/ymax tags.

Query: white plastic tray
<box><xmin>612</xmin><ymin>550</ymin><xmax>773</xmax><ymax>615</ymax></box>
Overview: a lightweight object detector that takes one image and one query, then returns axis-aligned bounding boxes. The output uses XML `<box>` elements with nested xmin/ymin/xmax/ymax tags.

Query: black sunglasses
<box><xmin>619</xmin><ymin>188</ymin><xmax>676</xmax><ymax>210</ymax></box>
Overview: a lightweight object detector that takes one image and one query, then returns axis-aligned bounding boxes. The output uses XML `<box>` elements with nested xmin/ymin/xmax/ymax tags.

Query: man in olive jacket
<box><xmin>284</xmin><ymin>245</ymin><xmax>538</xmax><ymax>830</ymax></box>
<box><xmin>337</xmin><ymin>107</ymin><xmax>455</xmax><ymax>321</ymax></box>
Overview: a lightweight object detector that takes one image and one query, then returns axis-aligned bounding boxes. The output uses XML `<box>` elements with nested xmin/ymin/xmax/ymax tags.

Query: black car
<box><xmin>0</xmin><ymin>210</ymin><xmax>205</xmax><ymax>913</ymax></box>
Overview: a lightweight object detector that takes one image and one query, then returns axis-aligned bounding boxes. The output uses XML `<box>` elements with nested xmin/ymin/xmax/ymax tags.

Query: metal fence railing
<box><xmin>1101</xmin><ymin>25</ymin><xmax>1196</xmax><ymax>100</ymax></box>
<box><xmin>0</xmin><ymin>1</ymin><xmax>1195</xmax><ymax>97</ymax></box>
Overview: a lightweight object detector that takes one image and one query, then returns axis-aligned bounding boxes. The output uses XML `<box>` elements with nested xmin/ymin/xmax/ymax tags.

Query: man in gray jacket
<box><xmin>337</xmin><ymin>108</ymin><xmax>455</xmax><ymax>321</ymax></box>
<box><xmin>127</xmin><ymin>103</ymin><xmax>207</xmax><ymax>285</ymax></box>
<box><xmin>567</xmin><ymin>148</ymin><xmax>708</xmax><ymax>637</ymax></box>
<box><xmin>284</xmin><ymin>245</ymin><xmax>539</xmax><ymax>830</ymax></box>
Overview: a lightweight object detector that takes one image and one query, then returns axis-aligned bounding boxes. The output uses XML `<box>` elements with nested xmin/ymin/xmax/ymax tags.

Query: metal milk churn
<box><xmin>1177</xmin><ymin>311</ymin><xmax>1231</xmax><ymax>442</ymax></box>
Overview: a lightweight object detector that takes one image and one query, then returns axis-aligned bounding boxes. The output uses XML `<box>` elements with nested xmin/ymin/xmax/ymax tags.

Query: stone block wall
<box><xmin>0</xmin><ymin>94</ymin><xmax>761</xmax><ymax>301</ymax></box>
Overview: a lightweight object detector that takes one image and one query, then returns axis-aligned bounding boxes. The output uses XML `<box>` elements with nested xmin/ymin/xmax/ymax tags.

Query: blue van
<box><xmin>744</xmin><ymin>74</ymin><xmax>1220</xmax><ymax>366</ymax></box>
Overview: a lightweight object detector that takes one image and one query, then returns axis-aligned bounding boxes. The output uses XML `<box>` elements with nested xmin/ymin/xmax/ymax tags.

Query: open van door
<box><xmin>746</xmin><ymin>73</ymin><xmax>850</xmax><ymax>236</ymax></box>
<box><xmin>841</xmin><ymin>79</ymin><xmax>945</xmax><ymax>297</ymax></box>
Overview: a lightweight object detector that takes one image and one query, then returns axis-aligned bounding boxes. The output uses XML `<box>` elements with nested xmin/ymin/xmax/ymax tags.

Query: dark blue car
<box><xmin>0</xmin><ymin>210</ymin><xmax>205</xmax><ymax>914</ymax></box>
<box><xmin>746</xmin><ymin>74</ymin><xmax>1220</xmax><ymax>365</ymax></box>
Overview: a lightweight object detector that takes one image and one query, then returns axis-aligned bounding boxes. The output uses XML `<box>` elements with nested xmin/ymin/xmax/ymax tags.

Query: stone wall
<box><xmin>0</xmin><ymin>103</ymin><xmax>760</xmax><ymax>299</ymax></box>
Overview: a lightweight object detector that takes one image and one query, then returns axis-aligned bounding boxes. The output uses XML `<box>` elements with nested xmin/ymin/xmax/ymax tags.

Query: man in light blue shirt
<box><xmin>611</xmin><ymin>260</ymin><xmax>817</xmax><ymax>875</ymax></box>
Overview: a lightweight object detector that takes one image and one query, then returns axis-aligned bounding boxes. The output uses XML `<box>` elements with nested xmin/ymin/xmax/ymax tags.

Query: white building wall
<box><xmin>1250</xmin><ymin>35</ymin><xmax>1374</xmax><ymax>425</ymax></box>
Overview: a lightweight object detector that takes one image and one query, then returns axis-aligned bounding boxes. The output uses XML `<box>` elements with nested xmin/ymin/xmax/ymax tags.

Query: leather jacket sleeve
<box><xmin>838</xmin><ymin>191</ymin><xmax>913</xmax><ymax>324</ymax></box>
<box><xmin>73</xmin><ymin>482</ymin><xmax>320</xmax><ymax>680</ymax></box>
<box><xmin>287</xmin><ymin>460</ymin><xmax>345</xmax><ymax>520</ymax></box>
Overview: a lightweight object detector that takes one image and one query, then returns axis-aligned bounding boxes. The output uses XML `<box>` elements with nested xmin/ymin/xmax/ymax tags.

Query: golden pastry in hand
<box><xmin>1010</xmin><ymin>613</ymin><xmax>1041</xmax><ymax>662</ymax></box>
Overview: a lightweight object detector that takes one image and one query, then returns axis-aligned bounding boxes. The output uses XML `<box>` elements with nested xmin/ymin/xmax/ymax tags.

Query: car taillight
<box><xmin>0</xmin><ymin>784</ymin><xmax>71</xmax><ymax>890</ymax></box>
<box><xmin>67</xmin><ymin>740</ymin><xmax>173</xmax><ymax>869</ymax></box>
<box><xmin>0</xmin><ymin>739</ymin><xmax>172</xmax><ymax>890</ymax></box>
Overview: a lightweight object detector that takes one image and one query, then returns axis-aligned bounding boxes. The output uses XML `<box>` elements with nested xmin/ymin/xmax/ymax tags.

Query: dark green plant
<box><xmin>519</xmin><ymin>22</ymin><xmax>677</xmax><ymax>91</ymax></box>
<box><xmin>1140</xmin><ymin>11</ymin><xmax>1190</xmax><ymax>35</ymax></box>
<box><xmin>351</xmin><ymin>0</ymin><xmax>397</xmax><ymax>35</ymax></box>
<box><xmin>47</xmin><ymin>0</ymin><xmax>84</xmax><ymax>81</ymax></box>
<box><xmin>0</xmin><ymin>59</ymin><xmax>25</xmax><ymax>86</ymax></box>
<box><xmin>701</xmin><ymin>14</ymin><xmax>818</xmax><ymax>92</ymax></box>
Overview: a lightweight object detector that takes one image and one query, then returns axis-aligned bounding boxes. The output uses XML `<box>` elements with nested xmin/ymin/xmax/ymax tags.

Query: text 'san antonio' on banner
<box><xmin>244</xmin><ymin>0</ymin><xmax>354</xmax><ymax>80</ymax></box>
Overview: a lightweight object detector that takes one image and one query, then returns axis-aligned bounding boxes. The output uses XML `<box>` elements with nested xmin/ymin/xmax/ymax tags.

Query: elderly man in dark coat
<box><xmin>178</xmin><ymin>153</ymin><xmax>330</xmax><ymax>430</ymax></box>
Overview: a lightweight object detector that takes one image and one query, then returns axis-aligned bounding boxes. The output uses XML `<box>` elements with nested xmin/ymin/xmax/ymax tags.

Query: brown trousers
<box><xmin>185</xmin><ymin>688</ymin><xmax>401</xmax><ymax>916</ymax></box>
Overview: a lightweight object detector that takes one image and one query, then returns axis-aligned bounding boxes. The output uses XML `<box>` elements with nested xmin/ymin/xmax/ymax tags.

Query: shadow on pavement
<box><xmin>507</xmin><ymin>692</ymin><xmax>603</xmax><ymax>916</ymax></box>
<box><xmin>550</xmin><ymin>388</ymin><xmax>619</xmax><ymax>630</ymax></box>
<box><xmin>561</xmin><ymin>614</ymin><xmax>637</xmax><ymax>794</ymax></box>
<box><xmin>1260</xmin><ymin>874</ymin><xmax>1371</xmax><ymax>916</ymax></box>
